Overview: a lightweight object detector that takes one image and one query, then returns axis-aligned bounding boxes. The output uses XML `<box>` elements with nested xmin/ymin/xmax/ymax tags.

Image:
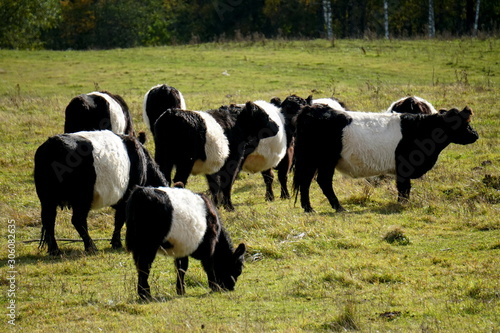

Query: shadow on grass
<box><xmin>315</xmin><ymin>201</ymin><xmax>406</xmax><ymax>217</ymax></box>
<box><xmin>130</xmin><ymin>290</ymin><xmax>214</xmax><ymax>304</ymax></box>
<box><xmin>1</xmin><ymin>242</ymin><xmax>127</xmax><ymax>267</ymax></box>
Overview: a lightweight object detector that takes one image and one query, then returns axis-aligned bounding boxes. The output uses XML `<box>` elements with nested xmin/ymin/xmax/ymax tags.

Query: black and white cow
<box><xmin>126</xmin><ymin>184</ymin><xmax>246</xmax><ymax>299</ymax></box>
<box><xmin>240</xmin><ymin>100</ymin><xmax>287</xmax><ymax>202</ymax></box>
<box><xmin>267</xmin><ymin>95</ymin><xmax>312</xmax><ymax>199</ymax></box>
<box><xmin>143</xmin><ymin>84</ymin><xmax>186</xmax><ymax>134</ymax></box>
<box><xmin>34</xmin><ymin>130</ymin><xmax>167</xmax><ymax>255</ymax></box>
<box><xmin>293</xmin><ymin>104</ymin><xmax>479</xmax><ymax>212</ymax></box>
<box><xmin>386</xmin><ymin>96</ymin><xmax>438</xmax><ymax>115</ymax></box>
<box><xmin>153</xmin><ymin>101</ymin><xmax>280</xmax><ymax>211</ymax></box>
<box><xmin>64</xmin><ymin>91</ymin><xmax>135</xmax><ymax>136</ymax></box>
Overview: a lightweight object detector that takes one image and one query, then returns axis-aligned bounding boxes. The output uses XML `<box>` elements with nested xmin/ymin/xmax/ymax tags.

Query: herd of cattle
<box><xmin>33</xmin><ymin>85</ymin><xmax>479</xmax><ymax>299</ymax></box>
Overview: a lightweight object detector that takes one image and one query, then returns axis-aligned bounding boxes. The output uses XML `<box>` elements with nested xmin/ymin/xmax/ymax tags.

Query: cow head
<box><xmin>279</xmin><ymin>95</ymin><xmax>310</xmax><ymax>118</ymax></box>
<box><xmin>239</xmin><ymin>101</ymin><xmax>279</xmax><ymax>142</ymax></box>
<box><xmin>442</xmin><ymin>106</ymin><xmax>479</xmax><ymax>145</ymax></box>
<box><xmin>214</xmin><ymin>243</ymin><xmax>246</xmax><ymax>291</ymax></box>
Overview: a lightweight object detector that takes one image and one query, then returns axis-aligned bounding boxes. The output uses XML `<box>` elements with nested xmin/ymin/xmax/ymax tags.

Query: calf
<box><xmin>293</xmin><ymin>104</ymin><xmax>479</xmax><ymax>212</ymax></box>
<box><xmin>34</xmin><ymin>130</ymin><xmax>166</xmax><ymax>255</ymax></box>
<box><xmin>125</xmin><ymin>184</ymin><xmax>246</xmax><ymax>299</ymax></box>
<box><xmin>154</xmin><ymin>101</ymin><xmax>280</xmax><ymax>211</ymax></box>
<box><xmin>143</xmin><ymin>84</ymin><xmax>186</xmax><ymax>134</ymax></box>
<box><xmin>387</xmin><ymin>96</ymin><xmax>438</xmax><ymax>115</ymax></box>
<box><xmin>64</xmin><ymin>91</ymin><xmax>135</xmax><ymax>136</ymax></box>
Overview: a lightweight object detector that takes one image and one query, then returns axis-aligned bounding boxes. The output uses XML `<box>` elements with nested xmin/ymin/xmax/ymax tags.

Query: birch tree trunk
<box><xmin>428</xmin><ymin>0</ymin><xmax>435</xmax><ymax>38</ymax></box>
<box><xmin>473</xmin><ymin>0</ymin><xmax>481</xmax><ymax>36</ymax></box>
<box><xmin>322</xmin><ymin>0</ymin><xmax>333</xmax><ymax>40</ymax></box>
<box><xmin>384</xmin><ymin>0</ymin><xmax>389</xmax><ymax>39</ymax></box>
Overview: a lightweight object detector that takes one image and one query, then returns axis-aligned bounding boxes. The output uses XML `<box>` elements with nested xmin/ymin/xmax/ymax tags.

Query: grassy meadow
<box><xmin>0</xmin><ymin>38</ymin><xmax>499</xmax><ymax>332</ymax></box>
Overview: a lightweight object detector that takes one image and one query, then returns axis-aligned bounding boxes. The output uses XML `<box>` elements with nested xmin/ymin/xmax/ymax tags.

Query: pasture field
<box><xmin>0</xmin><ymin>38</ymin><xmax>499</xmax><ymax>332</ymax></box>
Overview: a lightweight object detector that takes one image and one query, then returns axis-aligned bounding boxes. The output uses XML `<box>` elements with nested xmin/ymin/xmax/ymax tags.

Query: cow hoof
<box><xmin>265</xmin><ymin>194</ymin><xmax>275</xmax><ymax>202</ymax></box>
<box><xmin>335</xmin><ymin>206</ymin><xmax>347</xmax><ymax>213</ymax></box>
<box><xmin>139</xmin><ymin>293</ymin><xmax>153</xmax><ymax>302</ymax></box>
<box><xmin>304</xmin><ymin>207</ymin><xmax>315</xmax><ymax>213</ymax></box>
<box><xmin>224</xmin><ymin>204</ymin><xmax>235</xmax><ymax>212</ymax></box>
<box><xmin>48</xmin><ymin>248</ymin><xmax>62</xmax><ymax>256</ymax></box>
<box><xmin>85</xmin><ymin>246</ymin><xmax>98</xmax><ymax>255</ymax></box>
<box><xmin>111</xmin><ymin>241</ymin><xmax>123</xmax><ymax>249</ymax></box>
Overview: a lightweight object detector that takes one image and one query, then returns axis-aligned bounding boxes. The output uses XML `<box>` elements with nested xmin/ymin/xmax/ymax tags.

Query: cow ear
<box><xmin>270</xmin><ymin>97</ymin><xmax>282</xmax><ymax>107</ymax></box>
<box><xmin>461</xmin><ymin>106</ymin><xmax>474</xmax><ymax>122</ymax></box>
<box><xmin>306</xmin><ymin>95</ymin><xmax>313</xmax><ymax>105</ymax></box>
<box><xmin>244</xmin><ymin>101</ymin><xmax>257</xmax><ymax>114</ymax></box>
<box><xmin>443</xmin><ymin>108</ymin><xmax>460</xmax><ymax>117</ymax></box>
<box><xmin>234</xmin><ymin>243</ymin><xmax>246</xmax><ymax>259</ymax></box>
<box><xmin>438</xmin><ymin>108</ymin><xmax>447</xmax><ymax>115</ymax></box>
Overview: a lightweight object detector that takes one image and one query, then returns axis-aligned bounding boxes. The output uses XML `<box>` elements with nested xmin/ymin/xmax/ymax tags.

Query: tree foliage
<box><xmin>0</xmin><ymin>0</ymin><xmax>61</xmax><ymax>49</ymax></box>
<box><xmin>0</xmin><ymin>0</ymin><xmax>498</xmax><ymax>49</ymax></box>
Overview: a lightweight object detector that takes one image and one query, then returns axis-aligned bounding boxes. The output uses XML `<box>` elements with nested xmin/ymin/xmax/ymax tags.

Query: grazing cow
<box><xmin>387</xmin><ymin>96</ymin><xmax>438</xmax><ymax>115</ymax></box>
<box><xmin>125</xmin><ymin>184</ymin><xmax>246</xmax><ymax>299</ymax></box>
<box><xmin>241</xmin><ymin>100</ymin><xmax>287</xmax><ymax>202</ymax></box>
<box><xmin>64</xmin><ymin>91</ymin><xmax>135</xmax><ymax>136</ymax></box>
<box><xmin>143</xmin><ymin>84</ymin><xmax>186</xmax><ymax>134</ymax></box>
<box><xmin>34</xmin><ymin>130</ymin><xmax>166</xmax><ymax>255</ymax></box>
<box><xmin>154</xmin><ymin>101</ymin><xmax>280</xmax><ymax>211</ymax></box>
<box><xmin>293</xmin><ymin>104</ymin><xmax>479</xmax><ymax>212</ymax></box>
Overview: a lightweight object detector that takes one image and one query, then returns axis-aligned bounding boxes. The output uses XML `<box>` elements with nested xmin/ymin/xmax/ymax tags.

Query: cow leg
<box><xmin>277</xmin><ymin>158</ymin><xmax>291</xmax><ymax>199</ymax></box>
<box><xmin>134</xmin><ymin>250</ymin><xmax>157</xmax><ymax>300</ymax></box>
<box><xmin>317</xmin><ymin>166</ymin><xmax>345</xmax><ymax>212</ymax></box>
<box><xmin>206</xmin><ymin>174</ymin><xmax>221</xmax><ymax>206</ymax></box>
<box><xmin>162</xmin><ymin>162</ymin><xmax>174</xmax><ymax>186</ymax></box>
<box><xmin>221</xmin><ymin>184</ymin><xmax>235</xmax><ymax>211</ymax></box>
<box><xmin>175</xmin><ymin>257</ymin><xmax>189</xmax><ymax>296</ymax></box>
<box><xmin>111</xmin><ymin>203</ymin><xmax>125</xmax><ymax>249</ymax></box>
<box><xmin>396</xmin><ymin>177</ymin><xmax>411</xmax><ymax>203</ymax></box>
<box><xmin>40</xmin><ymin>203</ymin><xmax>61</xmax><ymax>256</ymax></box>
<box><xmin>208</xmin><ymin>171</ymin><xmax>235</xmax><ymax>211</ymax></box>
<box><xmin>298</xmin><ymin>166</ymin><xmax>317</xmax><ymax>213</ymax></box>
<box><xmin>262</xmin><ymin>169</ymin><xmax>275</xmax><ymax>202</ymax></box>
<box><xmin>173</xmin><ymin>160</ymin><xmax>195</xmax><ymax>187</ymax></box>
<box><xmin>156</xmin><ymin>158</ymin><xmax>174</xmax><ymax>186</ymax></box>
<box><xmin>201</xmin><ymin>257</ymin><xmax>219</xmax><ymax>292</ymax></box>
<box><xmin>71</xmin><ymin>205</ymin><xmax>97</xmax><ymax>254</ymax></box>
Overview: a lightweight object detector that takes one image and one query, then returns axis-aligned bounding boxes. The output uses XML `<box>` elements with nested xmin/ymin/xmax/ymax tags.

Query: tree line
<box><xmin>0</xmin><ymin>0</ymin><xmax>497</xmax><ymax>49</ymax></box>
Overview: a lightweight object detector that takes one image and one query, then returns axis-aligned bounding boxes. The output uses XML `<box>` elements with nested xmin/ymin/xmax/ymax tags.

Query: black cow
<box><xmin>34</xmin><ymin>130</ymin><xmax>166</xmax><ymax>255</ymax></box>
<box><xmin>293</xmin><ymin>104</ymin><xmax>479</xmax><ymax>212</ymax></box>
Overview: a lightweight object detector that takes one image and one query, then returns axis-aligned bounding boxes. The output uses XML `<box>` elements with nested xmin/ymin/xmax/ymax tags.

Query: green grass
<box><xmin>0</xmin><ymin>38</ymin><xmax>499</xmax><ymax>332</ymax></box>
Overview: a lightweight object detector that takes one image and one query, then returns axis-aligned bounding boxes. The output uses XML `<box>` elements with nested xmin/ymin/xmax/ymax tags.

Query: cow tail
<box><xmin>39</xmin><ymin>226</ymin><xmax>47</xmax><ymax>250</ymax></box>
